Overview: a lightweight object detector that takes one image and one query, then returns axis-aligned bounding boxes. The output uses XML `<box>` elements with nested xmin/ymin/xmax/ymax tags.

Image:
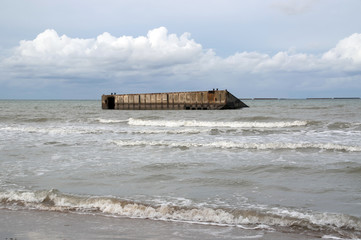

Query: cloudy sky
<box><xmin>1</xmin><ymin>0</ymin><xmax>361</xmax><ymax>99</ymax></box>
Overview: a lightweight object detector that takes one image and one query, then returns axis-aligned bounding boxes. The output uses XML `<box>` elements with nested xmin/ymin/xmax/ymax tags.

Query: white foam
<box><xmin>0</xmin><ymin>190</ymin><xmax>44</xmax><ymax>203</ymax></box>
<box><xmin>96</xmin><ymin>118</ymin><xmax>127</xmax><ymax>124</ymax></box>
<box><xmin>1</xmin><ymin>190</ymin><xmax>360</xmax><ymax>235</ymax></box>
<box><xmin>322</xmin><ymin>235</ymin><xmax>344</xmax><ymax>239</ymax></box>
<box><xmin>111</xmin><ymin>140</ymin><xmax>361</xmax><ymax>152</ymax></box>
<box><xmin>0</xmin><ymin>190</ymin><xmax>256</xmax><ymax>226</ymax></box>
<box><xmin>267</xmin><ymin>207</ymin><xmax>361</xmax><ymax>231</ymax></box>
<box><xmin>0</xmin><ymin>126</ymin><xmax>104</xmax><ymax>135</ymax></box>
<box><xmin>132</xmin><ymin>129</ymin><xmax>204</xmax><ymax>135</ymax></box>
<box><xmin>128</xmin><ymin>118</ymin><xmax>308</xmax><ymax>128</ymax></box>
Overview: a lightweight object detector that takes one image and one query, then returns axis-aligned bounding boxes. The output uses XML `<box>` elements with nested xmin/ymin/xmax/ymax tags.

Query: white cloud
<box><xmin>1</xmin><ymin>27</ymin><xmax>361</xmax><ymax>97</ymax></box>
<box><xmin>7</xmin><ymin>27</ymin><xmax>203</xmax><ymax>70</ymax></box>
<box><xmin>322</xmin><ymin>33</ymin><xmax>361</xmax><ymax>65</ymax></box>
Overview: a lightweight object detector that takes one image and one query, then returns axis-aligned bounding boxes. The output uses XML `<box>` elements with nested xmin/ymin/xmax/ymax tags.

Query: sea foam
<box><xmin>1</xmin><ymin>189</ymin><xmax>360</xmax><ymax>238</ymax></box>
<box><xmin>112</xmin><ymin>140</ymin><xmax>361</xmax><ymax>152</ymax></box>
<box><xmin>128</xmin><ymin>118</ymin><xmax>308</xmax><ymax>128</ymax></box>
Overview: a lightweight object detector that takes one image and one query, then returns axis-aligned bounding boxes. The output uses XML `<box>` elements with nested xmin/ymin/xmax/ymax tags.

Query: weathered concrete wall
<box><xmin>102</xmin><ymin>90</ymin><xmax>248</xmax><ymax>110</ymax></box>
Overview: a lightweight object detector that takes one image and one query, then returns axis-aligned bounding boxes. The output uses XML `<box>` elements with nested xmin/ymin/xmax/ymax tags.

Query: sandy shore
<box><xmin>0</xmin><ymin>208</ymin><xmax>323</xmax><ymax>240</ymax></box>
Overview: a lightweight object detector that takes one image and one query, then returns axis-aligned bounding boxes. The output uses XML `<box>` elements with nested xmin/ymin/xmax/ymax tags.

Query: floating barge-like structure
<box><xmin>102</xmin><ymin>90</ymin><xmax>248</xmax><ymax>110</ymax></box>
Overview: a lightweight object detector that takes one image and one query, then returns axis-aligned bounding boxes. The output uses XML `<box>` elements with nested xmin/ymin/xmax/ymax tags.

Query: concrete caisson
<box><xmin>102</xmin><ymin>90</ymin><xmax>248</xmax><ymax>110</ymax></box>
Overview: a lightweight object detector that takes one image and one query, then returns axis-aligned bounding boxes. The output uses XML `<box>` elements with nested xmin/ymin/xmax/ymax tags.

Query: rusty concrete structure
<box><xmin>102</xmin><ymin>90</ymin><xmax>248</xmax><ymax>110</ymax></box>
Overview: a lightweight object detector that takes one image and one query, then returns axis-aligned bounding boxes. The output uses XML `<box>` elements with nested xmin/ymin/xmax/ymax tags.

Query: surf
<box><xmin>1</xmin><ymin>189</ymin><xmax>360</xmax><ymax>239</ymax></box>
<box><xmin>127</xmin><ymin>118</ymin><xmax>308</xmax><ymax>128</ymax></box>
<box><xmin>111</xmin><ymin>140</ymin><xmax>361</xmax><ymax>152</ymax></box>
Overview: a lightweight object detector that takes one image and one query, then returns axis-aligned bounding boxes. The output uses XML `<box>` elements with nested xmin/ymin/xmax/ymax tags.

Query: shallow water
<box><xmin>0</xmin><ymin>99</ymin><xmax>360</xmax><ymax>239</ymax></box>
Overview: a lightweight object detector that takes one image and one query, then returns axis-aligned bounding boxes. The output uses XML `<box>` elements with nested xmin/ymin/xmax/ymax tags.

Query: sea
<box><xmin>0</xmin><ymin>99</ymin><xmax>360</xmax><ymax>239</ymax></box>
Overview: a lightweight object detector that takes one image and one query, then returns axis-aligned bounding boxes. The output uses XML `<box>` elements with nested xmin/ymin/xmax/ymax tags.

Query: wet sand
<box><xmin>0</xmin><ymin>209</ymin><xmax>321</xmax><ymax>240</ymax></box>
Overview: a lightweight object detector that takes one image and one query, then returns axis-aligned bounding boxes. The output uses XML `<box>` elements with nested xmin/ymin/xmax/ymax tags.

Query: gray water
<box><xmin>0</xmin><ymin>99</ymin><xmax>360</xmax><ymax>239</ymax></box>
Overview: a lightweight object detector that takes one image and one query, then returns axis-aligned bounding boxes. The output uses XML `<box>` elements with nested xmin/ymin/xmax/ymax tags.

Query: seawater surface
<box><xmin>0</xmin><ymin>99</ymin><xmax>361</xmax><ymax>239</ymax></box>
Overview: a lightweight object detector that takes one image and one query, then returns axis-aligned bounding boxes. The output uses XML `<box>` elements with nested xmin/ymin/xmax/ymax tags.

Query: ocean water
<box><xmin>0</xmin><ymin>99</ymin><xmax>360</xmax><ymax>239</ymax></box>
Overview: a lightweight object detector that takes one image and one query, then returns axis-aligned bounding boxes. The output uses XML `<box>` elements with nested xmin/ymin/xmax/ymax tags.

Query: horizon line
<box><xmin>0</xmin><ymin>97</ymin><xmax>360</xmax><ymax>101</ymax></box>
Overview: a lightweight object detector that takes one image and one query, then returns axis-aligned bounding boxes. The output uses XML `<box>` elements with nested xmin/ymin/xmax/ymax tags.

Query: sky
<box><xmin>0</xmin><ymin>0</ymin><xmax>361</xmax><ymax>99</ymax></box>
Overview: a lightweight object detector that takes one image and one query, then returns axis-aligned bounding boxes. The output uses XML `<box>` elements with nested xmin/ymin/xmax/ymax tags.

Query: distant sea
<box><xmin>1</xmin><ymin>99</ymin><xmax>360</xmax><ymax>239</ymax></box>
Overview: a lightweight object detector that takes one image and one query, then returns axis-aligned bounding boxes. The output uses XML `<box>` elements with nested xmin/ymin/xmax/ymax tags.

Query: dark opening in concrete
<box><xmin>107</xmin><ymin>97</ymin><xmax>115</xmax><ymax>109</ymax></box>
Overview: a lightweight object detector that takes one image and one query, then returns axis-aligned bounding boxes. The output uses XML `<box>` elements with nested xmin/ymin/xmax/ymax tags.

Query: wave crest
<box><xmin>95</xmin><ymin>118</ymin><xmax>128</xmax><ymax>124</ymax></box>
<box><xmin>1</xmin><ymin>190</ymin><xmax>360</xmax><ymax>238</ymax></box>
<box><xmin>128</xmin><ymin>118</ymin><xmax>308</xmax><ymax>128</ymax></box>
<box><xmin>111</xmin><ymin>140</ymin><xmax>361</xmax><ymax>152</ymax></box>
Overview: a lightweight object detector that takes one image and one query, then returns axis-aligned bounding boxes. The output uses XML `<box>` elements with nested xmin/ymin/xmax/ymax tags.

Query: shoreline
<box><xmin>0</xmin><ymin>208</ymin><xmax>320</xmax><ymax>240</ymax></box>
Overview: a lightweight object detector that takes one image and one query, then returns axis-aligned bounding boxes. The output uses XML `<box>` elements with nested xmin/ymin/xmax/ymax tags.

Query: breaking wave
<box><xmin>95</xmin><ymin>118</ymin><xmax>128</xmax><ymax>124</ymax></box>
<box><xmin>1</xmin><ymin>189</ymin><xmax>360</xmax><ymax>239</ymax></box>
<box><xmin>128</xmin><ymin>118</ymin><xmax>308</xmax><ymax>128</ymax></box>
<box><xmin>0</xmin><ymin>126</ymin><xmax>106</xmax><ymax>135</ymax></box>
<box><xmin>131</xmin><ymin>129</ymin><xmax>204</xmax><ymax>135</ymax></box>
<box><xmin>112</xmin><ymin>140</ymin><xmax>361</xmax><ymax>152</ymax></box>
